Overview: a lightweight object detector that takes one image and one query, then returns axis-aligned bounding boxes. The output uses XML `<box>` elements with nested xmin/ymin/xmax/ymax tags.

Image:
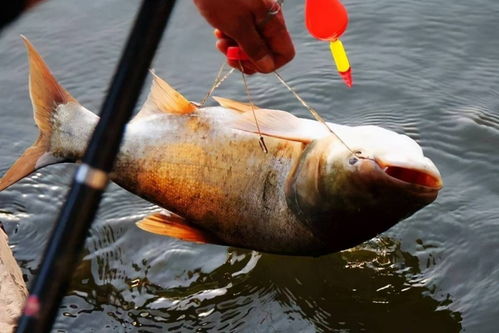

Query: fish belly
<box><xmin>110</xmin><ymin>111</ymin><xmax>321</xmax><ymax>254</ymax></box>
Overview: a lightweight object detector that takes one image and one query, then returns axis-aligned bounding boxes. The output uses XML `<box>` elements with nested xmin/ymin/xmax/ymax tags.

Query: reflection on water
<box><xmin>52</xmin><ymin>238</ymin><xmax>461</xmax><ymax>332</ymax></box>
<box><xmin>1</xmin><ymin>0</ymin><xmax>499</xmax><ymax>331</ymax></box>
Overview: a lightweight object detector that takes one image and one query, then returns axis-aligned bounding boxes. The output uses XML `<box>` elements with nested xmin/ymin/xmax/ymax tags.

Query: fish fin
<box><xmin>0</xmin><ymin>145</ymin><xmax>61</xmax><ymax>191</ymax></box>
<box><xmin>0</xmin><ymin>36</ymin><xmax>72</xmax><ymax>191</ymax></box>
<box><xmin>136</xmin><ymin>211</ymin><xmax>225</xmax><ymax>245</ymax></box>
<box><xmin>231</xmin><ymin>108</ymin><xmax>328</xmax><ymax>143</ymax></box>
<box><xmin>212</xmin><ymin>96</ymin><xmax>256</xmax><ymax>113</ymax></box>
<box><xmin>22</xmin><ymin>35</ymin><xmax>77</xmax><ymax>132</ymax></box>
<box><xmin>137</xmin><ymin>71</ymin><xmax>197</xmax><ymax>118</ymax></box>
<box><xmin>216</xmin><ymin>96</ymin><xmax>328</xmax><ymax>143</ymax></box>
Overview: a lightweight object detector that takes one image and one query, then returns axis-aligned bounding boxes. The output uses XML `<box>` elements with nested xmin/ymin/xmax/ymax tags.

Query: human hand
<box><xmin>193</xmin><ymin>0</ymin><xmax>295</xmax><ymax>74</ymax></box>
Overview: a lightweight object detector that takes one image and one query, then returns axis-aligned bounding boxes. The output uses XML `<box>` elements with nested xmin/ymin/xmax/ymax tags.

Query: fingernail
<box><xmin>214</xmin><ymin>29</ymin><xmax>223</xmax><ymax>38</ymax></box>
<box><xmin>255</xmin><ymin>55</ymin><xmax>275</xmax><ymax>73</ymax></box>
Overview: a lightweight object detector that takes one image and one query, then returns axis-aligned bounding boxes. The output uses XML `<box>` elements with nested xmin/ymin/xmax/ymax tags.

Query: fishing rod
<box><xmin>0</xmin><ymin>0</ymin><xmax>46</xmax><ymax>30</ymax></box>
<box><xmin>15</xmin><ymin>0</ymin><xmax>177</xmax><ymax>332</ymax></box>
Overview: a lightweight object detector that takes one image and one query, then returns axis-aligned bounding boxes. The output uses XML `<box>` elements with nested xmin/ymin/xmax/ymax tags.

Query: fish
<box><xmin>0</xmin><ymin>37</ymin><xmax>442</xmax><ymax>256</ymax></box>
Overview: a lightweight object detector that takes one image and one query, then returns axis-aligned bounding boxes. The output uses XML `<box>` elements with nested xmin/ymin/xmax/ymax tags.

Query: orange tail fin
<box><xmin>0</xmin><ymin>36</ymin><xmax>77</xmax><ymax>191</ymax></box>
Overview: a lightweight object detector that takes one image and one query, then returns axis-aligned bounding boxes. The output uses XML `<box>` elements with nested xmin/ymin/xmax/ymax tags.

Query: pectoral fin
<box><xmin>136</xmin><ymin>211</ymin><xmax>225</xmax><ymax>245</ymax></box>
<box><xmin>215</xmin><ymin>96</ymin><xmax>329</xmax><ymax>143</ymax></box>
<box><xmin>231</xmin><ymin>108</ymin><xmax>329</xmax><ymax>143</ymax></box>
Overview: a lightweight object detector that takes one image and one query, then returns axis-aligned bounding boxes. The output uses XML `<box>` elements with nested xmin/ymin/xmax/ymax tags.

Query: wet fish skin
<box><xmin>0</xmin><ymin>37</ymin><xmax>442</xmax><ymax>256</ymax></box>
<box><xmin>52</xmin><ymin>105</ymin><xmax>322</xmax><ymax>254</ymax></box>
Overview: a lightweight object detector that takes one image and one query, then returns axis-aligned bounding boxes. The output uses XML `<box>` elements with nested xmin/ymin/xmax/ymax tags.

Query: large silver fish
<box><xmin>0</xmin><ymin>38</ymin><xmax>442</xmax><ymax>256</ymax></box>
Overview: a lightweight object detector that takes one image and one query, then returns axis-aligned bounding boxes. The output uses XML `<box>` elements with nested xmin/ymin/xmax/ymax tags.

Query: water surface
<box><xmin>1</xmin><ymin>0</ymin><xmax>498</xmax><ymax>331</ymax></box>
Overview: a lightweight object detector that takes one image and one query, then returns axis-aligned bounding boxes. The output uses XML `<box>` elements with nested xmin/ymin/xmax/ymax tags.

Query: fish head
<box><xmin>286</xmin><ymin>125</ymin><xmax>442</xmax><ymax>252</ymax></box>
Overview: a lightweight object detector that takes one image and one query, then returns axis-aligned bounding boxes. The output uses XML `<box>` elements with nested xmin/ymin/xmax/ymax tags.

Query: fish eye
<box><xmin>349</xmin><ymin>157</ymin><xmax>358</xmax><ymax>165</ymax></box>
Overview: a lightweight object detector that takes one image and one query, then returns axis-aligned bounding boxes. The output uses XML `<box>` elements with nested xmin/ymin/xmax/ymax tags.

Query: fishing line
<box><xmin>199</xmin><ymin>62</ymin><xmax>234</xmax><ymax>106</ymax></box>
<box><xmin>200</xmin><ymin>52</ymin><xmax>358</xmax><ymax>155</ymax></box>
<box><xmin>239</xmin><ymin>62</ymin><xmax>269</xmax><ymax>153</ymax></box>
<box><xmin>201</xmin><ymin>64</ymin><xmax>359</xmax><ymax>156</ymax></box>
<box><xmin>199</xmin><ymin>0</ymin><xmax>279</xmax><ymax>153</ymax></box>
<box><xmin>200</xmin><ymin>61</ymin><xmax>268</xmax><ymax>153</ymax></box>
<box><xmin>273</xmin><ymin>71</ymin><xmax>361</xmax><ymax>157</ymax></box>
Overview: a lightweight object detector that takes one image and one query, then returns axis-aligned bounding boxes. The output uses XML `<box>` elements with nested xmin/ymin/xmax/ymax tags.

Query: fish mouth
<box><xmin>373</xmin><ymin>159</ymin><xmax>443</xmax><ymax>190</ymax></box>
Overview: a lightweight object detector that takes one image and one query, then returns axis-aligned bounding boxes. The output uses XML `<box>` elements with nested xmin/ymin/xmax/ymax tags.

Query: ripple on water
<box><xmin>0</xmin><ymin>165</ymin><xmax>74</xmax><ymax>277</ymax></box>
<box><xmin>1</xmin><ymin>0</ymin><xmax>499</xmax><ymax>331</ymax></box>
<box><xmin>49</xmin><ymin>229</ymin><xmax>462</xmax><ymax>332</ymax></box>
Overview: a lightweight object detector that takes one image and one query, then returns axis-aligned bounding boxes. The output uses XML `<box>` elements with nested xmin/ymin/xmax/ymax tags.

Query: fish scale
<box><xmin>117</xmin><ymin>111</ymin><xmax>318</xmax><ymax>253</ymax></box>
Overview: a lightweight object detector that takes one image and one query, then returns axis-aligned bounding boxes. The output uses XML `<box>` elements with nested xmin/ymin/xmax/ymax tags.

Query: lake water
<box><xmin>1</xmin><ymin>0</ymin><xmax>498</xmax><ymax>331</ymax></box>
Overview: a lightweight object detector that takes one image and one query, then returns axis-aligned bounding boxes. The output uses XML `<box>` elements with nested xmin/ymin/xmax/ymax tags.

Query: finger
<box><xmin>230</xmin><ymin>21</ymin><xmax>275</xmax><ymax>73</ymax></box>
<box><xmin>216</xmin><ymin>38</ymin><xmax>235</xmax><ymax>54</ymax></box>
<box><xmin>258</xmin><ymin>11</ymin><xmax>295</xmax><ymax>70</ymax></box>
<box><xmin>214</xmin><ymin>29</ymin><xmax>228</xmax><ymax>39</ymax></box>
<box><xmin>216</xmin><ymin>36</ymin><xmax>257</xmax><ymax>74</ymax></box>
<box><xmin>227</xmin><ymin>59</ymin><xmax>257</xmax><ymax>75</ymax></box>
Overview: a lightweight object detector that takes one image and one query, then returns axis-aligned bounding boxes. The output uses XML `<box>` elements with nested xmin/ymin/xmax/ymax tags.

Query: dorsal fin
<box><xmin>231</xmin><ymin>108</ymin><xmax>328</xmax><ymax>143</ymax></box>
<box><xmin>137</xmin><ymin>72</ymin><xmax>196</xmax><ymax>118</ymax></box>
<box><xmin>212</xmin><ymin>96</ymin><xmax>256</xmax><ymax>113</ymax></box>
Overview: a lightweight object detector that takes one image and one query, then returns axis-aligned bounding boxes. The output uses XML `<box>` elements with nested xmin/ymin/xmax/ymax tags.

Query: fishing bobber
<box><xmin>305</xmin><ymin>0</ymin><xmax>353</xmax><ymax>87</ymax></box>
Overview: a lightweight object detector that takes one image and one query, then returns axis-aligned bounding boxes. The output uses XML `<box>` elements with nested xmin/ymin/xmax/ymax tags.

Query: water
<box><xmin>1</xmin><ymin>0</ymin><xmax>498</xmax><ymax>331</ymax></box>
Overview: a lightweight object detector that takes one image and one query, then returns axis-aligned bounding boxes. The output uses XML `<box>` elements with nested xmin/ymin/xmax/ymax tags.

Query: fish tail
<box><xmin>0</xmin><ymin>36</ymin><xmax>79</xmax><ymax>191</ymax></box>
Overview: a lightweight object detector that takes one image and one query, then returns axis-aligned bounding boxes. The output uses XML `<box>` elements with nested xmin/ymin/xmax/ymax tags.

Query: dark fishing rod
<box><xmin>15</xmin><ymin>1</ymin><xmax>177</xmax><ymax>332</ymax></box>
<box><xmin>0</xmin><ymin>0</ymin><xmax>46</xmax><ymax>30</ymax></box>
